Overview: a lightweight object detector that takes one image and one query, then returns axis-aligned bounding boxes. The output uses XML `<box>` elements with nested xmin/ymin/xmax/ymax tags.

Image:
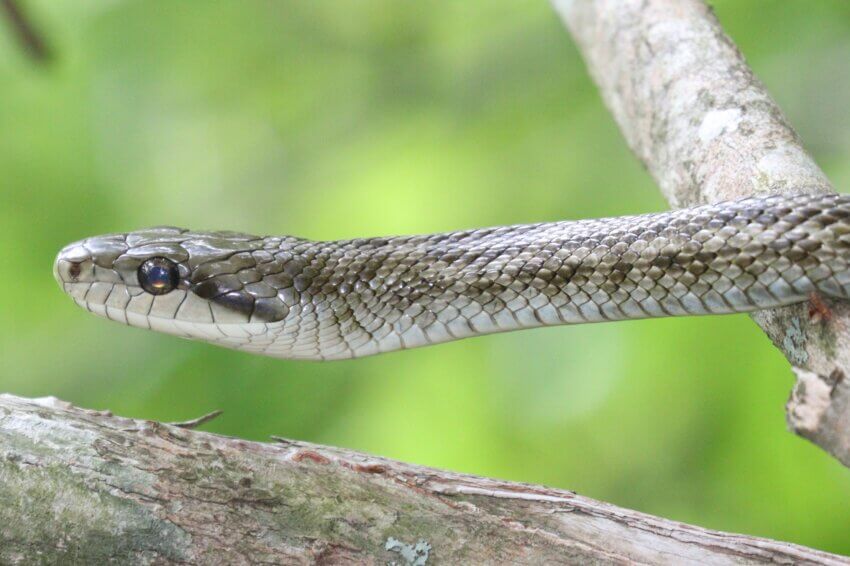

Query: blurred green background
<box><xmin>2</xmin><ymin>0</ymin><xmax>849</xmax><ymax>554</ymax></box>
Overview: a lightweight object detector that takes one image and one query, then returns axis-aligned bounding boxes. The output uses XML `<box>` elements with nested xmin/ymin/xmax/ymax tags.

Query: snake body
<box><xmin>55</xmin><ymin>192</ymin><xmax>850</xmax><ymax>360</ymax></box>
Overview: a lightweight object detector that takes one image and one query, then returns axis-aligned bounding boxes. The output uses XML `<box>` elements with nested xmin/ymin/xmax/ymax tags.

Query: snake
<box><xmin>54</xmin><ymin>192</ymin><xmax>850</xmax><ymax>361</ymax></box>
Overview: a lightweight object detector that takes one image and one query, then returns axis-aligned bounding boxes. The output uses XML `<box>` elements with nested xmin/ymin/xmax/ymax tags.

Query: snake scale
<box><xmin>55</xmin><ymin>192</ymin><xmax>850</xmax><ymax>360</ymax></box>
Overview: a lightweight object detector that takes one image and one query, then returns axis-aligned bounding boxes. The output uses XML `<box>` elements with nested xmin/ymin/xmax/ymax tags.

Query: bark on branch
<box><xmin>0</xmin><ymin>394</ymin><xmax>846</xmax><ymax>564</ymax></box>
<box><xmin>551</xmin><ymin>0</ymin><xmax>850</xmax><ymax>466</ymax></box>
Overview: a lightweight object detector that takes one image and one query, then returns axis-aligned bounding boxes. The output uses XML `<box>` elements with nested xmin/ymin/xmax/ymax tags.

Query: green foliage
<box><xmin>1</xmin><ymin>0</ymin><xmax>849</xmax><ymax>553</ymax></box>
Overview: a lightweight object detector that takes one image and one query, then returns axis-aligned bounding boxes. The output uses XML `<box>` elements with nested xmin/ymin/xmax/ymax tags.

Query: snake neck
<box><xmin>253</xmin><ymin>194</ymin><xmax>850</xmax><ymax>359</ymax></box>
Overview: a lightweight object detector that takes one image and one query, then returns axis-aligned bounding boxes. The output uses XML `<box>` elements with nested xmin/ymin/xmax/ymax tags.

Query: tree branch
<box><xmin>0</xmin><ymin>394</ymin><xmax>846</xmax><ymax>564</ymax></box>
<box><xmin>550</xmin><ymin>0</ymin><xmax>850</xmax><ymax>466</ymax></box>
<box><xmin>0</xmin><ymin>0</ymin><xmax>50</xmax><ymax>63</ymax></box>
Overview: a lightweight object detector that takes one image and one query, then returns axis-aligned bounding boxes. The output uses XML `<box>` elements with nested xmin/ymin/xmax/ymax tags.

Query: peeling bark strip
<box><xmin>0</xmin><ymin>395</ymin><xmax>846</xmax><ymax>565</ymax></box>
<box><xmin>550</xmin><ymin>0</ymin><xmax>850</xmax><ymax>465</ymax></box>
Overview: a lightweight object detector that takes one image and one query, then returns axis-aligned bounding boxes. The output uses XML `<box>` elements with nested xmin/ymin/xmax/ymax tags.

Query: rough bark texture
<box><xmin>551</xmin><ymin>0</ymin><xmax>850</xmax><ymax>466</ymax></box>
<box><xmin>0</xmin><ymin>394</ymin><xmax>847</xmax><ymax>565</ymax></box>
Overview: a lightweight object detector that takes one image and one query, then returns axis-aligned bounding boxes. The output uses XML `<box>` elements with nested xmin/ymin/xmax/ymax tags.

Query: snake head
<box><xmin>54</xmin><ymin>227</ymin><xmax>294</xmax><ymax>345</ymax></box>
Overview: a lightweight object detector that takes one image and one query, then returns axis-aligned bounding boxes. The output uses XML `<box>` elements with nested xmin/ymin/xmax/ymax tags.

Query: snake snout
<box><xmin>54</xmin><ymin>244</ymin><xmax>94</xmax><ymax>287</ymax></box>
<box><xmin>54</xmin><ymin>236</ymin><xmax>128</xmax><ymax>303</ymax></box>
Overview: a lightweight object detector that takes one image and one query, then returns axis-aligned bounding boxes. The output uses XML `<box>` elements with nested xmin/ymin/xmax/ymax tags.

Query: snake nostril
<box><xmin>68</xmin><ymin>262</ymin><xmax>82</xmax><ymax>281</ymax></box>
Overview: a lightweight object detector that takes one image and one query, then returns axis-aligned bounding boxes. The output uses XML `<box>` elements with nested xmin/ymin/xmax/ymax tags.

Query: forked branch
<box><xmin>551</xmin><ymin>0</ymin><xmax>850</xmax><ymax>466</ymax></box>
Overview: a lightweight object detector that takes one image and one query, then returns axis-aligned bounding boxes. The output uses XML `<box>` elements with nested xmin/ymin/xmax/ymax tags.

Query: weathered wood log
<box><xmin>0</xmin><ymin>394</ymin><xmax>846</xmax><ymax>564</ymax></box>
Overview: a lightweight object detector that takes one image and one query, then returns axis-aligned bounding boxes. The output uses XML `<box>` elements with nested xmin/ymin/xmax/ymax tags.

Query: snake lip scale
<box><xmin>55</xmin><ymin>192</ymin><xmax>850</xmax><ymax>361</ymax></box>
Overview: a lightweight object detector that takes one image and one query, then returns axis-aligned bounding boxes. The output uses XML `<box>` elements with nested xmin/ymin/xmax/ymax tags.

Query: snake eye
<box><xmin>138</xmin><ymin>257</ymin><xmax>179</xmax><ymax>295</ymax></box>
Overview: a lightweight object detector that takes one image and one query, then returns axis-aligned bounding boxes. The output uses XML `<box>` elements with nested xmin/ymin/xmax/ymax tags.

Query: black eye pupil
<box><xmin>148</xmin><ymin>267</ymin><xmax>169</xmax><ymax>287</ymax></box>
<box><xmin>138</xmin><ymin>257</ymin><xmax>179</xmax><ymax>295</ymax></box>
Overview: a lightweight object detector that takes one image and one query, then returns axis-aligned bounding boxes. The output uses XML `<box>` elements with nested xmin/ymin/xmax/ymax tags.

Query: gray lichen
<box><xmin>385</xmin><ymin>537</ymin><xmax>432</xmax><ymax>565</ymax></box>
<box><xmin>782</xmin><ymin>316</ymin><xmax>809</xmax><ymax>366</ymax></box>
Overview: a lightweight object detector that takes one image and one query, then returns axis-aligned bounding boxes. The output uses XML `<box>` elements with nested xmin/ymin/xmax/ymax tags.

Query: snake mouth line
<box><xmin>71</xmin><ymin>298</ymin><xmax>269</xmax><ymax>343</ymax></box>
<box><xmin>72</xmin><ymin>297</ymin><xmax>338</xmax><ymax>360</ymax></box>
